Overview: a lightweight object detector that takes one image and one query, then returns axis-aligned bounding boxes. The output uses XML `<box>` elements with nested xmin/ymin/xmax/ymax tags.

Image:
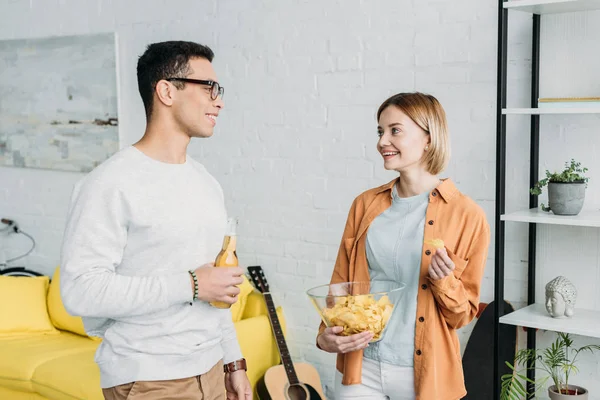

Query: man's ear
<box><xmin>155</xmin><ymin>79</ymin><xmax>175</xmax><ymax>107</ymax></box>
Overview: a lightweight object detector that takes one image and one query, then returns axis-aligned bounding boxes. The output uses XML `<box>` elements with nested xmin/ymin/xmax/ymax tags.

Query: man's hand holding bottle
<box><xmin>190</xmin><ymin>263</ymin><xmax>245</xmax><ymax>304</ymax></box>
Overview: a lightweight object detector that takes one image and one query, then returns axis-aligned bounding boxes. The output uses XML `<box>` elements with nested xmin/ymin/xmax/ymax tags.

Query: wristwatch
<box><xmin>224</xmin><ymin>358</ymin><xmax>247</xmax><ymax>373</ymax></box>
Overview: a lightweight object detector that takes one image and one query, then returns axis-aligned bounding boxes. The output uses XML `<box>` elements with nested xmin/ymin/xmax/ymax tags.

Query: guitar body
<box><xmin>256</xmin><ymin>363</ymin><xmax>325</xmax><ymax>400</ymax></box>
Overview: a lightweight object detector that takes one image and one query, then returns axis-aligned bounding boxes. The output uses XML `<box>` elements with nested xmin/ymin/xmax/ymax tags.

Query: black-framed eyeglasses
<box><xmin>165</xmin><ymin>78</ymin><xmax>224</xmax><ymax>100</ymax></box>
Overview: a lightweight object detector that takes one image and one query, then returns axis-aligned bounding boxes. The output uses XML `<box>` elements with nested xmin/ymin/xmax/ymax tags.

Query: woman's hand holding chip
<box><xmin>428</xmin><ymin>247</ymin><xmax>455</xmax><ymax>281</ymax></box>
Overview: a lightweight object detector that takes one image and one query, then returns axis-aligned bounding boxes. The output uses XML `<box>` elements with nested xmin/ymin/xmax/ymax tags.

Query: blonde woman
<box><xmin>316</xmin><ymin>92</ymin><xmax>490</xmax><ymax>400</ymax></box>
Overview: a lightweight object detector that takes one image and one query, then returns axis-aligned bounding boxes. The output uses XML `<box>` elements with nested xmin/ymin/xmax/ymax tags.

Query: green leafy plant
<box><xmin>501</xmin><ymin>332</ymin><xmax>600</xmax><ymax>400</ymax></box>
<box><xmin>530</xmin><ymin>159</ymin><xmax>589</xmax><ymax>211</ymax></box>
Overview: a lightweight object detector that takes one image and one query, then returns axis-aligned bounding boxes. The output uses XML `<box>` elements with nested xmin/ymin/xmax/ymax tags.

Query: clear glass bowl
<box><xmin>306</xmin><ymin>280</ymin><xmax>406</xmax><ymax>343</ymax></box>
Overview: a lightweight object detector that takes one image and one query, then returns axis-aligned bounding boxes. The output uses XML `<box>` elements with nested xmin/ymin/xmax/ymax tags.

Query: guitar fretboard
<box><xmin>264</xmin><ymin>292</ymin><xmax>299</xmax><ymax>385</ymax></box>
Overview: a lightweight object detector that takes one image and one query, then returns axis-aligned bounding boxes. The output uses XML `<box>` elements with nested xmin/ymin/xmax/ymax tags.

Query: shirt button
<box><xmin>419</xmin><ymin>317</ymin><xmax>425</xmax><ymax>322</ymax></box>
<box><xmin>428</xmin><ymin>220</ymin><xmax>434</xmax><ymax>225</ymax></box>
<box><xmin>416</xmin><ymin>350</ymin><xmax>422</xmax><ymax>356</ymax></box>
<box><xmin>421</xmin><ymin>284</ymin><xmax>428</xmax><ymax>290</ymax></box>
<box><xmin>425</xmin><ymin>250</ymin><xmax>431</xmax><ymax>256</ymax></box>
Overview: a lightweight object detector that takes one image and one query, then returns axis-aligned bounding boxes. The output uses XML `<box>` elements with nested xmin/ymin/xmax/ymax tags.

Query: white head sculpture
<box><xmin>545</xmin><ymin>276</ymin><xmax>577</xmax><ymax>318</ymax></box>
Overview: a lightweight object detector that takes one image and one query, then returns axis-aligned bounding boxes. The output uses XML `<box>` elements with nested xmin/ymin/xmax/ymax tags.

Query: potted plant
<box><xmin>530</xmin><ymin>159</ymin><xmax>588</xmax><ymax>216</ymax></box>
<box><xmin>501</xmin><ymin>332</ymin><xmax>600</xmax><ymax>400</ymax></box>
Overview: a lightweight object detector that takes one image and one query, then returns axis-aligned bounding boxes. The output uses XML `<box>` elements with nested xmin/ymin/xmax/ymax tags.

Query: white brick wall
<box><xmin>1</xmin><ymin>0</ymin><xmax>599</xmax><ymax>398</ymax></box>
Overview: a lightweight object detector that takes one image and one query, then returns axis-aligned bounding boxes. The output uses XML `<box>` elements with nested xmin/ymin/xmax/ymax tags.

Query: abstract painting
<box><xmin>0</xmin><ymin>33</ymin><xmax>119</xmax><ymax>173</ymax></box>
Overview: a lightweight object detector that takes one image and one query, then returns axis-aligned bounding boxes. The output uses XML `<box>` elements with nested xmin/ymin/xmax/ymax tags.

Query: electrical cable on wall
<box><xmin>6</xmin><ymin>230</ymin><xmax>36</xmax><ymax>263</ymax></box>
<box><xmin>0</xmin><ymin>218</ymin><xmax>41</xmax><ymax>277</ymax></box>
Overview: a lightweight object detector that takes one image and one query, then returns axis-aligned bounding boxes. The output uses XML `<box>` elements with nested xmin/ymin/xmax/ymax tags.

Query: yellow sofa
<box><xmin>0</xmin><ymin>268</ymin><xmax>284</xmax><ymax>400</ymax></box>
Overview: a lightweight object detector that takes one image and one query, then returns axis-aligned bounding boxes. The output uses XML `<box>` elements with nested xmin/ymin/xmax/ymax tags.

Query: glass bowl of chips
<box><xmin>306</xmin><ymin>280</ymin><xmax>406</xmax><ymax>343</ymax></box>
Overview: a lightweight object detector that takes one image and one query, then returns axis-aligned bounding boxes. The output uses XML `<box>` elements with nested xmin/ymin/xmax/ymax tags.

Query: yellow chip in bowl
<box><xmin>322</xmin><ymin>294</ymin><xmax>394</xmax><ymax>341</ymax></box>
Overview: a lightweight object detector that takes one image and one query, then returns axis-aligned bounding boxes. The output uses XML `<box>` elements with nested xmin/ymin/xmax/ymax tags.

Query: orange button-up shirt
<box><xmin>319</xmin><ymin>178</ymin><xmax>490</xmax><ymax>400</ymax></box>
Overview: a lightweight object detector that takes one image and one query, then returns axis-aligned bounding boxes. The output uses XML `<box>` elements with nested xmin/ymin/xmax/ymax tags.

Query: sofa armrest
<box><xmin>234</xmin><ymin>307</ymin><xmax>286</xmax><ymax>389</ymax></box>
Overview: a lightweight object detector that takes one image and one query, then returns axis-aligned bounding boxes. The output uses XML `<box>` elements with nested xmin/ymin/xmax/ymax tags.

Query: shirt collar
<box><xmin>375</xmin><ymin>177</ymin><xmax>459</xmax><ymax>203</ymax></box>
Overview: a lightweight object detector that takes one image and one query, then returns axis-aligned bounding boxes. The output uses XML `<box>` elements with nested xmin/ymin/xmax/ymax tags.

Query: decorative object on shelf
<box><xmin>530</xmin><ymin>159</ymin><xmax>589</xmax><ymax>215</ymax></box>
<box><xmin>501</xmin><ymin>332</ymin><xmax>599</xmax><ymax>400</ymax></box>
<box><xmin>545</xmin><ymin>276</ymin><xmax>577</xmax><ymax>318</ymax></box>
<box><xmin>538</xmin><ymin>97</ymin><xmax>600</xmax><ymax>109</ymax></box>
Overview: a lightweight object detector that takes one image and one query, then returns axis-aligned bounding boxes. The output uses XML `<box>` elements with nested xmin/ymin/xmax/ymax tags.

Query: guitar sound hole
<box><xmin>286</xmin><ymin>384</ymin><xmax>308</xmax><ymax>400</ymax></box>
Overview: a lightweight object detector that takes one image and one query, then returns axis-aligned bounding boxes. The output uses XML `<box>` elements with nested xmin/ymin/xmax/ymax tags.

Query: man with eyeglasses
<box><xmin>60</xmin><ymin>41</ymin><xmax>251</xmax><ymax>400</ymax></box>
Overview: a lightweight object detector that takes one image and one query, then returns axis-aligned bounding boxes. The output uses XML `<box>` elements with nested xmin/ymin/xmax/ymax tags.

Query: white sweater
<box><xmin>60</xmin><ymin>146</ymin><xmax>242</xmax><ymax>388</ymax></box>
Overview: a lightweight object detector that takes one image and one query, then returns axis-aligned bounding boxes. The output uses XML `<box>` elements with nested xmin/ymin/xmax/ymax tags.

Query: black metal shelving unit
<box><xmin>494</xmin><ymin>1</ymin><xmax>600</xmax><ymax>399</ymax></box>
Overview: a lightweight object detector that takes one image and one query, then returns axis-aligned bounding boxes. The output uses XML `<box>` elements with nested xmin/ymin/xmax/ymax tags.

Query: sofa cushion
<box><xmin>230</xmin><ymin>274</ymin><xmax>255</xmax><ymax>322</ymax></box>
<box><xmin>0</xmin><ymin>275</ymin><xmax>58</xmax><ymax>337</ymax></box>
<box><xmin>32</xmin><ymin>349</ymin><xmax>103</xmax><ymax>400</ymax></box>
<box><xmin>0</xmin><ymin>332</ymin><xmax>98</xmax><ymax>392</ymax></box>
<box><xmin>235</xmin><ymin>308</ymin><xmax>286</xmax><ymax>389</ymax></box>
<box><xmin>0</xmin><ymin>386</ymin><xmax>48</xmax><ymax>399</ymax></box>
<box><xmin>47</xmin><ymin>267</ymin><xmax>89</xmax><ymax>338</ymax></box>
<box><xmin>241</xmin><ymin>291</ymin><xmax>269</xmax><ymax>320</ymax></box>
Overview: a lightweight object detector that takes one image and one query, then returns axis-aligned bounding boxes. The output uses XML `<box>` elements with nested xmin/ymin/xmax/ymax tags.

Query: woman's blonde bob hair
<box><xmin>377</xmin><ymin>92</ymin><xmax>450</xmax><ymax>175</ymax></box>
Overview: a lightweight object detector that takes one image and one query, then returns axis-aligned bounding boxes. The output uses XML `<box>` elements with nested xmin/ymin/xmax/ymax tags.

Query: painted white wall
<box><xmin>0</xmin><ymin>0</ymin><xmax>599</xmax><ymax>398</ymax></box>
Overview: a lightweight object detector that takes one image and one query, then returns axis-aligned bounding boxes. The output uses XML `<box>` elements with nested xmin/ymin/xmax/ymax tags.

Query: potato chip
<box><xmin>424</xmin><ymin>238</ymin><xmax>445</xmax><ymax>249</ymax></box>
<box><xmin>322</xmin><ymin>294</ymin><xmax>394</xmax><ymax>341</ymax></box>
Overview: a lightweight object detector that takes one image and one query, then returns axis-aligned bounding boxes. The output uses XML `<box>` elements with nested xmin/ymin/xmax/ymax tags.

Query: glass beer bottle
<box><xmin>210</xmin><ymin>217</ymin><xmax>239</xmax><ymax>309</ymax></box>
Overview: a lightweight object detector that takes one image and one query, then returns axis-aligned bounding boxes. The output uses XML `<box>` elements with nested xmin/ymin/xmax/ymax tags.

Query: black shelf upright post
<box><xmin>494</xmin><ymin>0</ymin><xmax>508</xmax><ymax>398</ymax></box>
<box><xmin>495</xmin><ymin>2</ymin><xmax>542</xmax><ymax>398</ymax></box>
<box><xmin>526</xmin><ymin>12</ymin><xmax>541</xmax><ymax>399</ymax></box>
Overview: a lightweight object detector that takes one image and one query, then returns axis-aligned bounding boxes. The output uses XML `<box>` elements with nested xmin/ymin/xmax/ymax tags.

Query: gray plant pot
<box><xmin>548</xmin><ymin>182</ymin><xmax>585</xmax><ymax>215</ymax></box>
<box><xmin>548</xmin><ymin>385</ymin><xmax>588</xmax><ymax>399</ymax></box>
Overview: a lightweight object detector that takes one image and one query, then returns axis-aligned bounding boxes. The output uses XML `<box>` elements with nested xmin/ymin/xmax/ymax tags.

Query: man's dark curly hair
<box><xmin>137</xmin><ymin>41</ymin><xmax>214</xmax><ymax>120</ymax></box>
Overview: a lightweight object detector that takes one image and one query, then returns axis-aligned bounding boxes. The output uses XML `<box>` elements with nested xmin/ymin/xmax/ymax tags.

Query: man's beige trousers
<box><xmin>102</xmin><ymin>360</ymin><xmax>225</xmax><ymax>400</ymax></box>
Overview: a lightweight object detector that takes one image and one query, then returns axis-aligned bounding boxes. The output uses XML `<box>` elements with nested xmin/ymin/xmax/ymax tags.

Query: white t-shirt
<box><xmin>364</xmin><ymin>186</ymin><xmax>428</xmax><ymax>367</ymax></box>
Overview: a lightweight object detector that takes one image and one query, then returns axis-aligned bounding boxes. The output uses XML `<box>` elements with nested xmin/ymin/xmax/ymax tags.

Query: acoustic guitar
<box><xmin>247</xmin><ymin>266</ymin><xmax>326</xmax><ymax>400</ymax></box>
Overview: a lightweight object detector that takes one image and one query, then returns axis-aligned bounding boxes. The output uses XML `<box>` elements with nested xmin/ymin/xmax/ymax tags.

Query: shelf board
<box><xmin>501</xmin><ymin>208</ymin><xmax>600</xmax><ymax>227</ymax></box>
<box><xmin>503</xmin><ymin>107</ymin><xmax>600</xmax><ymax>114</ymax></box>
<box><xmin>504</xmin><ymin>0</ymin><xmax>600</xmax><ymax>14</ymax></box>
<box><xmin>500</xmin><ymin>304</ymin><xmax>600</xmax><ymax>339</ymax></box>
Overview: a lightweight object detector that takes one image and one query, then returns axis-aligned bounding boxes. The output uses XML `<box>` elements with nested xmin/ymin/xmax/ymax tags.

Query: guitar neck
<box><xmin>263</xmin><ymin>292</ymin><xmax>299</xmax><ymax>385</ymax></box>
